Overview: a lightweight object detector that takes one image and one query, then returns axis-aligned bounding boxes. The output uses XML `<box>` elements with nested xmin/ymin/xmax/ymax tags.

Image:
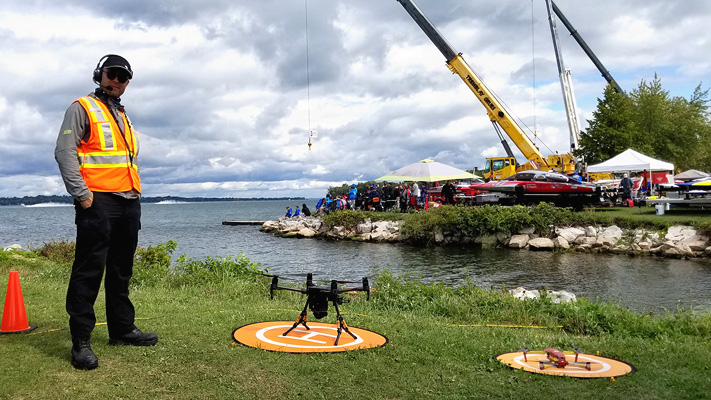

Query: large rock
<box><xmin>556</xmin><ymin>227</ymin><xmax>584</xmax><ymax>242</ymax></box>
<box><xmin>574</xmin><ymin>236</ymin><xmax>597</xmax><ymax>246</ymax></box>
<box><xmin>548</xmin><ymin>290</ymin><xmax>577</xmax><ymax>304</ymax></box>
<box><xmin>684</xmin><ymin>239</ymin><xmax>709</xmax><ymax>252</ymax></box>
<box><xmin>662</xmin><ymin>246</ymin><xmax>682</xmax><ymax>258</ymax></box>
<box><xmin>599</xmin><ymin>225</ymin><xmax>623</xmax><ymax>241</ymax></box>
<box><xmin>665</xmin><ymin>226</ymin><xmax>697</xmax><ymax>241</ymax></box>
<box><xmin>553</xmin><ymin>236</ymin><xmax>570</xmax><ymax>249</ymax></box>
<box><xmin>376</xmin><ymin>220</ymin><xmax>401</xmax><ymax>234</ymax></box>
<box><xmin>357</xmin><ymin>220</ymin><xmax>373</xmax><ymax>234</ymax></box>
<box><xmin>327</xmin><ymin>226</ymin><xmax>348</xmax><ymax>238</ymax></box>
<box><xmin>596</xmin><ymin>237</ymin><xmax>616</xmax><ymax>247</ymax></box>
<box><xmin>527</xmin><ymin>237</ymin><xmax>555</xmax><ymax>251</ymax></box>
<box><xmin>509</xmin><ymin>287</ymin><xmax>540</xmax><ymax>300</ymax></box>
<box><xmin>508</xmin><ymin>234</ymin><xmax>529</xmax><ymax>249</ymax></box>
<box><xmin>281</xmin><ymin>220</ymin><xmax>303</xmax><ymax>232</ymax></box>
<box><xmin>509</xmin><ymin>287</ymin><xmax>577</xmax><ymax>303</ymax></box>
<box><xmin>262</xmin><ymin>220</ymin><xmax>279</xmax><ymax>231</ymax></box>
<box><xmin>677</xmin><ymin>244</ymin><xmax>695</xmax><ymax>257</ymax></box>
<box><xmin>297</xmin><ymin>228</ymin><xmax>317</xmax><ymax>238</ymax></box>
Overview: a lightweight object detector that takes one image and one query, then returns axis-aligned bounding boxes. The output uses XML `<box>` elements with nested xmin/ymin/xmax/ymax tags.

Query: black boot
<box><xmin>109</xmin><ymin>328</ymin><xmax>158</xmax><ymax>346</ymax></box>
<box><xmin>71</xmin><ymin>337</ymin><xmax>98</xmax><ymax>370</ymax></box>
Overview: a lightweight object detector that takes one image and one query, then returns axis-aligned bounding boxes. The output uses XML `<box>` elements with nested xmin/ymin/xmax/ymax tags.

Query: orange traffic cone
<box><xmin>1</xmin><ymin>271</ymin><xmax>37</xmax><ymax>334</ymax></box>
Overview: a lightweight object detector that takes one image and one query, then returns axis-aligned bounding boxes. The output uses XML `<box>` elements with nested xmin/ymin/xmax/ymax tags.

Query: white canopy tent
<box><xmin>374</xmin><ymin>159</ymin><xmax>479</xmax><ymax>182</ymax></box>
<box><xmin>587</xmin><ymin>149</ymin><xmax>674</xmax><ymax>173</ymax></box>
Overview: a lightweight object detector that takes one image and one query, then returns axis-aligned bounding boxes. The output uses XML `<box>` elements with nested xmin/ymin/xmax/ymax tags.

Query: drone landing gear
<box><xmin>333</xmin><ymin>302</ymin><xmax>357</xmax><ymax>346</ymax></box>
<box><xmin>282</xmin><ymin>298</ymin><xmax>357</xmax><ymax>345</ymax></box>
<box><xmin>283</xmin><ymin>301</ymin><xmax>311</xmax><ymax>336</ymax></box>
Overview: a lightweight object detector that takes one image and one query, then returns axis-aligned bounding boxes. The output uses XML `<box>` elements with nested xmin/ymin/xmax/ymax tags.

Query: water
<box><xmin>3</xmin><ymin>200</ymin><xmax>711</xmax><ymax>312</ymax></box>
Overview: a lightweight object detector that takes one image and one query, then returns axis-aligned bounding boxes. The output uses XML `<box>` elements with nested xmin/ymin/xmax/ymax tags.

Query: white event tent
<box><xmin>587</xmin><ymin>149</ymin><xmax>674</xmax><ymax>173</ymax></box>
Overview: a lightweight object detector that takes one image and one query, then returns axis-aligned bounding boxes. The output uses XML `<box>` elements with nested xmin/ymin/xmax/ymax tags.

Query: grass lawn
<box><xmin>588</xmin><ymin>204</ymin><xmax>711</xmax><ymax>226</ymax></box>
<box><xmin>1</xmin><ymin>248</ymin><xmax>710</xmax><ymax>400</ymax></box>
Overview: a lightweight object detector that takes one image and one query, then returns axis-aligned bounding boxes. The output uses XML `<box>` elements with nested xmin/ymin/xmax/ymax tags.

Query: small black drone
<box><xmin>266</xmin><ymin>273</ymin><xmax>370</xmax><ymax>345</ymax></box>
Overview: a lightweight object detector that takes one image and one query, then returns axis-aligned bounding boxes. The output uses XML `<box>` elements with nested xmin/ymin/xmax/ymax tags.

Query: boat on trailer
<box><xmin>470</xmin><ymin>170</ymin><xmax>602</xmax><ymax>208</ymax></box>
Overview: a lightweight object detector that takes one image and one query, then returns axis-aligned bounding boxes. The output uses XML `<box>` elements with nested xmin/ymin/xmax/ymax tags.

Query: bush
<box><xmin>170</xmin><ymin>254</ymin><xmax>263</xmax><ymax>286</ymax></box>
<box><xmin>132</xmin><ymin>240</ymin><xmax>177</xmax><ymax>288</ymax></box>
<box><xmin>32</xmin><ymin>240</ymin><xmax>76</xmax><ymax>263</ymax></box>
<box><xmin>398</xmin><ymin>203</ymin><xmax>576</xmax><ymax>244</ymax></box>
<box><xmin>322</xmin><ymin>210</ymin><xmax>402</xmax><ymax>229</ymax></box>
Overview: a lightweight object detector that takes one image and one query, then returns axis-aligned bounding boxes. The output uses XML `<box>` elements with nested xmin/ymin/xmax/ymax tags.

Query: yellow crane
<box><xmin>396</xmin><ymin>0</ymin><xmax>576</xmax><ymax>180</ymax></box>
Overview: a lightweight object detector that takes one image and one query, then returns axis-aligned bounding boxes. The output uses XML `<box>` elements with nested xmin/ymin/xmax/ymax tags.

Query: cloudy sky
<box><xmin>1</xmin><ymin>0</ymin><xmax>709</xmax><ymax>199</ymax></box>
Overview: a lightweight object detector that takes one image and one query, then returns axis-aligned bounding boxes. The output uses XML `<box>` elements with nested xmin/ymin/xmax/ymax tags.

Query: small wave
<box><xmin>22</xmin><ymin>202</ymin><xmax>73</xmax><ymax>207</ymax></box>
<box><xmin>154</xmin><ymin>200</ymin><xmax>189</xmax><ymax>205</ymax></box>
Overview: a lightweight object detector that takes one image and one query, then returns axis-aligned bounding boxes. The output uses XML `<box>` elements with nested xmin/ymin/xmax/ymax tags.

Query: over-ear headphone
<box><xmin>93</xmin><ymin>54</ymin><xmax>118</xmax><ymax>84</ymax></box>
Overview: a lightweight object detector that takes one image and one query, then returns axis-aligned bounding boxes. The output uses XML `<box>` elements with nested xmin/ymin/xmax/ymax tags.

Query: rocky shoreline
<box><xmin>261</xmin><ymin>216</ymin><xmax>711</xmax><ymax>259</ymax></box>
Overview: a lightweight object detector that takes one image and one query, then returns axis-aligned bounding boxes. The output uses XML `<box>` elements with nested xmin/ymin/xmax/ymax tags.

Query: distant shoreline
<box><xmin>0</xmin><ymin>195</ymin><xmax>305</xmax><ymax>207</ymax></box>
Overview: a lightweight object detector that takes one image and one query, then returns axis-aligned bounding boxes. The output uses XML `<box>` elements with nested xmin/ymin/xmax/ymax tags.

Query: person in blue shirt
<box><xmin>348</xmin><ymin>184</ymin><xmax>358</xmax><ymax>210</ymax></box>
<box><xmin>315</xmin><ymin>198</ymin><xmax>325</xmax><ymax>213</ymax></box>
<box><xmin>325</xmin><ymin>194</ymin><xmax>334</xmax><ymax>212</ymax></box>
<box><xmin>293</xmin><ymin>205</ymin><xmax>301</xmax><ymax>217</ymax></box>
<box><xmin>284</xmin><ymin>206</ymin><xmax>293</xmax><ymax>218</ymax></box>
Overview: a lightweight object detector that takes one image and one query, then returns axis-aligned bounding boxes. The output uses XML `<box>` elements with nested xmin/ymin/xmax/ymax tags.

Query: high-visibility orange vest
<box><xmin>75</xmin><ymin>96</ymin><xmax>141</xmax><ymax>193</ymax></box>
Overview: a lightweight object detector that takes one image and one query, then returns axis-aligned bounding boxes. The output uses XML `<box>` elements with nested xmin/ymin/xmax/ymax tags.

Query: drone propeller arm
<box><xmin>269</xmin><ymin>276</ymin><xmax>308</xmax><ymax>298</ymax></box>
<box><xmin>518</xmin><ymin>344</ymin><xmax>534</xmax><ymax>353</ymax></box>
<box><xmin>337</xmin><ymin>287</ymin><xmax>364</xmax><ymax>293</ymax></box>
<box><xmin>274</xmin><ymin>286</ymin><xmax>308</xmax><ymax>294</ymax></box>
<box><xmin>333</xmin><ymin>277</ymin><xmax>370</xmax><ymax>300</ymax></box>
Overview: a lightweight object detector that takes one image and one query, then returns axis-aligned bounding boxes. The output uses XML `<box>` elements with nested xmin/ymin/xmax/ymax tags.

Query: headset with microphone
<box><xmin>93</xmin><ymin>54</ymin><xmax>132</xmax><ymax>93</ymax></box>
<box><xmin>93</xmin><ymin>54</ymin><xmax>117</xmax><ymax>85</ymax></box>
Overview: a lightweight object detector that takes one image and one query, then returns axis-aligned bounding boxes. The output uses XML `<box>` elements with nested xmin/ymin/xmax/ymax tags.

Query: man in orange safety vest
<box><xmin>55</xmin><ymin>54</ymin><xmax>157</xmax><ymax>370</ymax></box>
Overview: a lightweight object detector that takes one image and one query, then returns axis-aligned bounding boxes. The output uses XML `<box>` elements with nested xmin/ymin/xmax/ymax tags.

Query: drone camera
<box><xmin>309</xmin><ymin>295</ymin><xmax>330</xmax><ymax>319</ymax></box>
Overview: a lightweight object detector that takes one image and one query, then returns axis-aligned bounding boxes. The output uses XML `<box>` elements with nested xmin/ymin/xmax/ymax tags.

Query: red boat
<box><xmin>470</xmin><ymin>170</ymin><xmax>601</xmax><ymax>208</ymax></box>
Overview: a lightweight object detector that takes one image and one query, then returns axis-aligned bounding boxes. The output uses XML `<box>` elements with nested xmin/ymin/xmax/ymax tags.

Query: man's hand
<box><xmin>80</xmin><ymin>193</ymin><xmax>94</xmax><ymax>209</ymax></box>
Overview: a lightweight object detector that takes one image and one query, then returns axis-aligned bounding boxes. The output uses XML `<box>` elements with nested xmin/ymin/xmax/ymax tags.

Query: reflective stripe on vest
<box><xmin>76</xmin><ymin>96</ymin><xmax>141</xmax><ymax>193</ymax></box>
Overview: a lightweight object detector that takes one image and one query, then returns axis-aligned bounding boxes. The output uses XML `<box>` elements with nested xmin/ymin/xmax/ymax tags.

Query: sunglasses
<box><xmin>104</xmin><ymin>68</ymin><xmax>130</xmax><ymax>83</ymax></box>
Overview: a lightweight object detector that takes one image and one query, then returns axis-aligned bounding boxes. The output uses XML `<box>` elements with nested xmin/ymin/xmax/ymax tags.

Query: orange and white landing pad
<box><xmin>495</xmin><ymin>351</ymin><xmax>635</xmax><ymax>378</ymax></box>
<box><xmin>232</xmin><ymin>321</ymin><xmax>388</xmax><ymax>353</ymax></box>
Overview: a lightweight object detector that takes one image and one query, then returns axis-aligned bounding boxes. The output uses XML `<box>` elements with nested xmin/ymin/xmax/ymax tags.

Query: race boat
<box><xmin>470</xmin><ymin>170</ymin><xmax>601</xmax><ymax>208</ymax></box>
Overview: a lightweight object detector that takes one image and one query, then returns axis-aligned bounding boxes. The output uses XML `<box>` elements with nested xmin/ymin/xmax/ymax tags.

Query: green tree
<box><xmin>631</xmin><ymin>75</ymin><xmax>676</xmax><ymax>163</ymax></box>
<box><xmin>577</xmin><ymin>84</ymin><xmax>636</xmax><ymax>164</ymax></box>
<box><xmin>680</xmin><ymin>85</ymin><xmax>711</xmax><ymax>170</ymax></box>
<box><xmin>579</xmin><ymin>76</ymin><xmax>711</xmax><ymax>171</ymax></box>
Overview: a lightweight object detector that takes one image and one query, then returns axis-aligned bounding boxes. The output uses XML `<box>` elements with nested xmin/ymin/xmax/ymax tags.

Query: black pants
<box><xmin>66</xmin><ymin>192</ymin><xmax>141</xmax><ymax>338</ymax></box>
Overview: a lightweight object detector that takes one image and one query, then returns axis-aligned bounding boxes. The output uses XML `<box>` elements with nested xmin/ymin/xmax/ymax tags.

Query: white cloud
<box><xmin>310</xmin><ymin>165</ymin><xmax>330</xmax><ymax>176</ymax></box>
<box><xmin>1</xmin><ymin>0</ymin><xmax>709</xmax><ymax>199</ymax></box>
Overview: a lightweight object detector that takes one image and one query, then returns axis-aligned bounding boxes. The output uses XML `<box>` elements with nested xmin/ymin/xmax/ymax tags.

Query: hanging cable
<box><xmin>531</xmin><ymin>0</ymin><xmax>538</xmax><ymax>142</ymax></box>
<box><xmin>305</xmin><ymin>0</ymin><xmax>313</xmax><ymax>150</ymax></box>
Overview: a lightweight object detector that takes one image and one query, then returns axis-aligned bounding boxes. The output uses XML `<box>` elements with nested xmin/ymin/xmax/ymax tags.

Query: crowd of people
<box><xmin>280</xmin><ymin>181</ymin><xmax>463</xmax><ymax>219</ymax></box>
<box><xmin>279</xmin><ymin>169</ymin><xmax>660</xmax><ymax>219</ymax></box>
